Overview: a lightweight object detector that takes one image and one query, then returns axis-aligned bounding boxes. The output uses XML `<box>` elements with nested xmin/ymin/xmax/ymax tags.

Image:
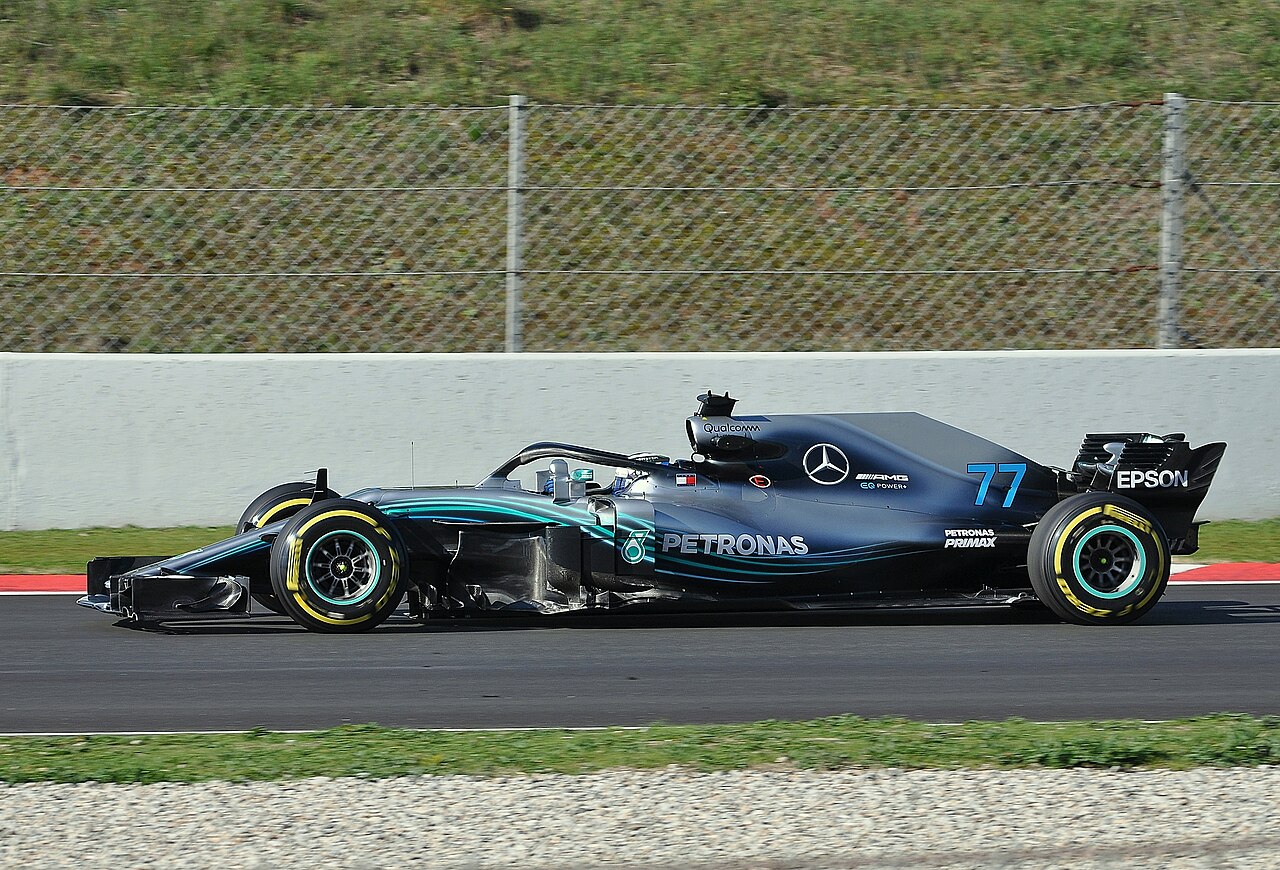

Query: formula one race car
<box><xmin>78</xmin><ymin>392</ymin><xmax>1225</xmax><ymax>631</ymax></box>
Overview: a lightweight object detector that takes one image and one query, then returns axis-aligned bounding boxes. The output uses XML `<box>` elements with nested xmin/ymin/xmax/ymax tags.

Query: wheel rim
<box><xmin>305</xmin><ymin>530</ymin><xmax>381</xmax><ymax>606</ymax></box>
<box><xmin>1072</xmin><ymin>524</ymin><xmax>1145</xmax><ymax>599</ymax></box>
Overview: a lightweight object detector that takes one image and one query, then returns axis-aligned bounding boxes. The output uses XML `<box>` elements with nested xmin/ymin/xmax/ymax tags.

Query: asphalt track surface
<box><xmin>3</xmin><ymin>584</ymin><xmax>1280</xmax><ymax>733</ymax></box>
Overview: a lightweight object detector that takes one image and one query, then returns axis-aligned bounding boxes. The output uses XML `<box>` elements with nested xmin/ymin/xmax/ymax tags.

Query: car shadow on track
<box><xmin>130</xmin><ymin>598</ymin><xmax>1280</xmax><ymax>635</ymax></box>
<box><xmin>1144</xmin><ymin>599</ymin><xmax>1280</xmax><ymax>625</ymax></box>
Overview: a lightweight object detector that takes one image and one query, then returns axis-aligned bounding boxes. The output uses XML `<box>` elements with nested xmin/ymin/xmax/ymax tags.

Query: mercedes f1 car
<box><xmin>78</xmin><ymin>392</ymin><xmax>1225</xmax><ymax>631</ymax></box>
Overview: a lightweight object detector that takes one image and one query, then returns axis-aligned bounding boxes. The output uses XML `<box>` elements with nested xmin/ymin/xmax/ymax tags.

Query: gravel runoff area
<box><xmin>3</xmin><ymin>767</ymin><xmax>1279</xmax><ymax>869</ymax></box>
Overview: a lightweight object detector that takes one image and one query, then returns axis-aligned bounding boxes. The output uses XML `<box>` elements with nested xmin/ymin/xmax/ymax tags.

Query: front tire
<box><xmin>269</xmin><ymin>500</ymin><xmax>404</xmax><ymax>633</ymax></box>
<box><xmin>1028</xmin><ymin>492</ymin><xmax>1170</xmax><ymax>625</ymax></box>
<box><xmin>238</xmin><ymin>481</ymin><xmax>338</xmax><ymax>614</ymax></box>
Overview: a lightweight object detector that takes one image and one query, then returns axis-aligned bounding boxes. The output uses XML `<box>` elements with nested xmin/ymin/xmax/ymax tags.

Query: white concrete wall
<box><xmin>0</xmin><ymin>350</ymin><xmax>1276</xmax><ymax>530</ymax></box>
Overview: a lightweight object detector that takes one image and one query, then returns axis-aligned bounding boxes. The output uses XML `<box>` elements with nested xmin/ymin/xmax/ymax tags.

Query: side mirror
<box><xmin>548</xmin><ymin>458</ymin><xmax>586</xmax><ymax>503</ymax></box>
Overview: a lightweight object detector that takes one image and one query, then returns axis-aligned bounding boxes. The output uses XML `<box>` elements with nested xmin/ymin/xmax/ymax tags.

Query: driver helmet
<box><xmin>613</xmin><ymin>453</ymin><xmax>669</xmax><ymax>493</ymax></box>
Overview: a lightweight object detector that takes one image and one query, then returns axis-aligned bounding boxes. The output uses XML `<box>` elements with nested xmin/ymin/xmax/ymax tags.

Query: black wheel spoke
<box><xmin>306</xmin><ymin>532</ymin><xmax>379</xmax><ymax>603</ymax></box>
<box><xmin>1077</xmin><ymin>529</ymin><xmax>1141</xmax><ymax>594</ymax></box>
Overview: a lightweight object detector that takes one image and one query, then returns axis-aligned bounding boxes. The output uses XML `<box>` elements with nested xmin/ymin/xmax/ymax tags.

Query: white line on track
<box><xmin>1168</xmin><ymin>579</ymin><xmax>1280</xmax><ymax>585</ymax></box>
<box><xmin>0</xmin><ymin>726</ymin><xmax>657</xmax><ymax>737</ymax></box>
<box><xmin>9</xmin><ymin>582</ymin><xmax>1249</xmax><ymax>591</ymax></box>
<box><xmin>0</xmin><ymin>719</ymin><xmax>1202</xmax><ymax>737</ymax></box>
<box><xmin>0</xmin><ymin>562</ymin><xmax>1271</xmax><ymax>595</ymax></box>
<box><xmin>0</xmin><ymin>591</ymin><xmax>84</xmax><ymax>596</ymax></box>
<box><xmin>7</xmin><ymin>580</ymin><xmax>1280</xmax><ymax>596</ymax></box>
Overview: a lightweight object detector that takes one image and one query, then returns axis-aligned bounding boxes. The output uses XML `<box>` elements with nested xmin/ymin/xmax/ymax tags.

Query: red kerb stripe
<box><xmin>1169</xmin><ymin>563</ymin><xmax>1280</xmax><ymax>582</ymax></box>
<box><xmin>0</xmin><ymin>575</ymin><xmax>86</xmax><ymax>592</ymax></box>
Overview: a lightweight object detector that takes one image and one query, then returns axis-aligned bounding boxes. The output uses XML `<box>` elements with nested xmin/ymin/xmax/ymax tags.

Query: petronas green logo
<box><xmin>621</xmin><ymin>530</ymin><xmax>650</xmax><ymax>565</ymax></box>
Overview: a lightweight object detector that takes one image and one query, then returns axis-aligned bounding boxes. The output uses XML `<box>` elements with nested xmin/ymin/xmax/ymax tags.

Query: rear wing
<box><xmin>1069</xmin><ymin>433</ymin><xmax>1226</xmax><ymax>551</ymax></box>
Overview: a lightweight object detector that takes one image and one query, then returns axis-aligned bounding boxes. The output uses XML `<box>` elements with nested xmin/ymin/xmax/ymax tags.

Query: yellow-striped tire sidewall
<box><xmin>269</xmin><ymin>501</ymin><xmax>403</xmax><ymax>633</ymax></box>
<box><xmin>1029</xmin><ymin>493</ymin><xmax>1169</xmax><ymax>625</ymax></box>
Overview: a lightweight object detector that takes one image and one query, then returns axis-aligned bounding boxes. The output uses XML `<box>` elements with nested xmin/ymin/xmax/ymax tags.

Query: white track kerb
<box><xmin>0</xmin><ymin>349</ymin><xmax>1276</xmax><ymax>530</ymax></box>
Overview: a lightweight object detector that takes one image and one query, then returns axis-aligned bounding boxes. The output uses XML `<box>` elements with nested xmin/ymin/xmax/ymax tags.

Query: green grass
<box><xmin>3</xmin><ymin>0</ymin><xmax>1280</xmax><ymax>106</ymax></box>
<box><xmin>2</xmin><ymin>716</ymin><xmax>1279</xmax><ymax>783</ymax></box>
<box><xmin>2</xmin><ymin>519</ymin><xmax>1275</xmax><ymax>574</ymax></box>
<box><xmin>1192</xmin><ymin>519</ymin><xmax>1280</xmax><ymax>563</ymax></box>
<box><xmin>0</xmin><ymin>526</ymin><xmax>233</xmax><ymax>574</ymax></box>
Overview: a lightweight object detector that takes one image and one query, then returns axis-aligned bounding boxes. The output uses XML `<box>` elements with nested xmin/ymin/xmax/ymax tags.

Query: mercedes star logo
<box><xmin>802</xmin><ymin>443</ymin><xmax>849</xmax><ymax>485</ymax></box>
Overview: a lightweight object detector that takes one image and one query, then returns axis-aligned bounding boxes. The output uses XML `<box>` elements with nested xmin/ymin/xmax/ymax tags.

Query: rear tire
<box><xmin>237</xmin><ymin>481</ymin><xmax>338</xmax><ymax>614</ymax></box>
<box><xmin>1028</xmin><ymin>492</ymin><xmax>1169</xmax><ymax>625</ymax></box>
<box><xmin>269</xmin><ymin>499</ymin><xmax>404</xmax><ymax>633</ymax></box>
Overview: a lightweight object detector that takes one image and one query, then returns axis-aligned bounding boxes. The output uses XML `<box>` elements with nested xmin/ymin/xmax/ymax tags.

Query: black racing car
<box><xmin>78</xmin><ymin>392</ymin><xmax>1225</xmax><ymax>631</ymax></box>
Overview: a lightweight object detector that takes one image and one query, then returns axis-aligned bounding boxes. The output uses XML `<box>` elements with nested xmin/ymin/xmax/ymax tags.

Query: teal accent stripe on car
<box><xmin>381</xmin><ymin>498</ymin><xmax>639</xmax><ymax>544</ymax></box>
<box><xmin>381</xmin><ymin>497</ymin><xmax>657</xmax><ymax>567</ymax></box>
<box><xmin>187</xmin><ymin>538</ymin><xmax>270</xmax><ymax>570</ymax></box>
<box><xmin>390</xmin><ymin>496</ymin><xmax>649</xmax><ymax>529</ymax></box>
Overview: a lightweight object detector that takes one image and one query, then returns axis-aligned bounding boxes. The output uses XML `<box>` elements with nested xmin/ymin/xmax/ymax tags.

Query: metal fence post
<box><xmin>1158</xmin><ymin>92</ymin><xmax>1187</xmax><ymax>348</ymax></box>
<box><xmin>505</xmin><ymin>95</ymin><xmax>527</xmax><ymax>353</ymax></box>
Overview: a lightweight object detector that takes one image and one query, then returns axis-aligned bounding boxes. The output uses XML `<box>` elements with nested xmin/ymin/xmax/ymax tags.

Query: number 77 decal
<box><xmin>966</xmin><ymin>462</ymin><xmax>1027</xmax><ymax>508</ymax></box>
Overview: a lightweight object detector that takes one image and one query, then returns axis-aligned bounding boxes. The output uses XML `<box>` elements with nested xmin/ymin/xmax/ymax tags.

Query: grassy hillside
<box><xmin>1</xmin><ymin>0</ymin><xmax>1280</xmax><ymax>107</ymax></box>
<box><xmin>2</xmin><ymin>1</ymin><xmax>1277</xmax><ymax>355</ymax></box>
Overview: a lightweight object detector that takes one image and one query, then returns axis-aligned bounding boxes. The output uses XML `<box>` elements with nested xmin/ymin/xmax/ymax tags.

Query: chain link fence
<box><xmin>1179</xmin><ymin>98</ymin><xmax>1280</xmax><ymax>347</ymax></box>
<box><xmin>0</xmin><ymin>106</ymin><xmax>510</xmax><ymax>352</ymax></box>
<box><xmin>0</xmin><ymin>97</ymin><xmax>1276</xmax><ymax>352</ymax></box>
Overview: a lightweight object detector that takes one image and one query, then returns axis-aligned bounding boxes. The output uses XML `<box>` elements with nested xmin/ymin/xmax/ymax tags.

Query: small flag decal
<box><xmin>676</xmin><ymin>474</ymin><xmax>697</xmax><ymax>486</ymax></box>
